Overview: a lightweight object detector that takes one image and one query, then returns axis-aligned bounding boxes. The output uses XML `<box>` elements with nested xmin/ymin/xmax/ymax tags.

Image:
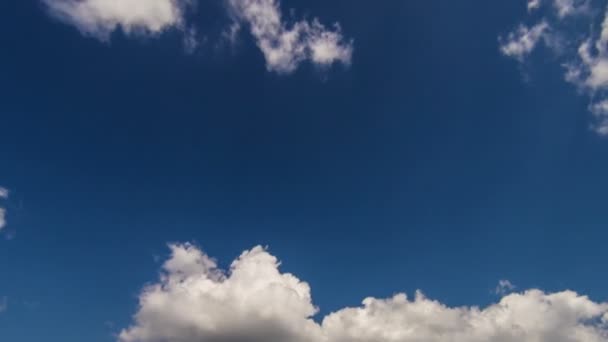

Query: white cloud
<box><xmin>499</xmin><ymin>22</ymin><xmax>549</xmax><ymax>62</ymax></box>
<box><xmin>0</xmin><ymin>187</ymin><xmax>8</xmax><ymax>231</ymax></box>
<box><xmin>41</xmin><ymin>0</ymin><xmax>353</xmax><ymax>74</ymax></box>
<box><xmin>227</xmin><ymin>0</ymin><xmax>353</xmax><ymax>73</ymax></box>
<box><xmin>120</xmin><ymin>243</ymin><xmax>608</xmax><ymax>342</ymax></box>
<box><xmin>501</xmin><ymin>1</ymin><xmax>608</xmax><ymax>136</ymax></box>
<box><xmin>42</xmin><ymin>0</ymin><xmax>190</xmax><ymax>41</ymax></box>
<box><xmin>529</xmin><ymin>0</ymin><xmax>542</xmax><ymax>12</ymax></box>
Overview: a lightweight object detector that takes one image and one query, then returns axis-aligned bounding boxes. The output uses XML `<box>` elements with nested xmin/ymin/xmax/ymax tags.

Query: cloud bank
<box><xmin>0</xmin><ymin>187</ymin><xmax>8</xmax><ymax>231</ymax></box>
<box><xmin>42</xmin><ymin>0</ymin><xmax>353</xmax><ymax>73</ymax></box>
<box><xmin>500</xmin><ymin>0</ymin><xmax>608</xmax><ymax>135</ymax></box>
<box><xmin>120</xmin><ymin>243</ymin><xmax>608</xmax><ymax>342</ymax></box>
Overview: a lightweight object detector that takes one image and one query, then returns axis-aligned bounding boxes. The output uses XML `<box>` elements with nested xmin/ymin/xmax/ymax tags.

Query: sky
<box><xmin>2</xmin><ymin>0</ymin><xmax>608</xmax><ymax>341</ymax></box>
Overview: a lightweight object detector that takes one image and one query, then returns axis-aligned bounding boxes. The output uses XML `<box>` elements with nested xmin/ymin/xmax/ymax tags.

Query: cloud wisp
<box><xmin>120</xmin><ymin>243</ymin><xmax>608</xmax><ymax>342</ymax></box>
<box><xmin>0</xmin><ymin>187</ymin><xmax>8</xmax><ymax>231</ymax></box>
<box><xmin>41</xmin><ymin>0</ymin><xmax>353</xmax><ymax>74</ymax></box>
<box><xmin>499</xmin><ymin>0</ymin><xmax>608</xmax><ymax>135</ymax></box>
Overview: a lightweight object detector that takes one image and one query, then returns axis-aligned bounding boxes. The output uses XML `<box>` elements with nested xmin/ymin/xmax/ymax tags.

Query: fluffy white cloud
<box><xmin>227</xmin><ymin>0</ymin><xmax>353</xmax><ymax>73</ymax></box>
<box><xmin>42</xmin><ymin>0</ymin><xmax>190</xmax><ymax>41</ymax></box>
<box><xmin>120</xmin><ymin>243</ymin><xmax>608</xmax><ymax>342</ymax></box>
<box><xmin>500</xmin><ymin>22</ymin><xmax>549</xmax><ymax>62</ymax></box>
<box><xmin>0</xmin><ymin>187</ymin><xmax>8</xmax><ymax>231</ymax></box>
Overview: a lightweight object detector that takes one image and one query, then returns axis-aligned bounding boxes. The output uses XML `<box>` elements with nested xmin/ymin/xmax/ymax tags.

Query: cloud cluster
<box><xmin>226</xmin><ymin>0</ymin><xmax>353</xmax><ymax>73</ymax></box>
<box><xmin>0</xmin><ymin>187</ymin><xmax>8</xmax><ymax>231</ymax></box>
<box><xmin>41</xmin><ymin>0</ymin><xmax>353</xmax><ymax>73</ymax></box>
<box><xmin>499</xmin><ymin>0</ymin><xmax>608</xmax><ymax>135</ymax></box>
<box><xmin>120</xmin><ymin>243</ymin><xmax>608</xmax><ymax>342</ymax></box>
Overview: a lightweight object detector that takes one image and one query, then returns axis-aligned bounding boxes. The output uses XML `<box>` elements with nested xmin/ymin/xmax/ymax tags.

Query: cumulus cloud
<box><xmin>120</xmin><ymin>243</ymin><xmax>608</xmax><ymax>342</ymax></box>
<box><xmin>42</xmin><ymin>0</ymin><xmax>191</xmax><ymax>41</ymax></box>
<box><xmin>0</xmin><ymin>297</ymin><xmax>7</xmax><ymax>313</ymax></box>
<box><xmin>226</xmin><ymin>0</ymin><xmax>353</xmax><ymax>73</ymax></box>
<box><xmin>0</xmin><ymin>187</ymin><xmax>8</xmax><ymax>231</ymax></box>
<box><xmin>501</xmin><ymin>0</ymin><xmax>608</xmax><ymax>136</ymax></box>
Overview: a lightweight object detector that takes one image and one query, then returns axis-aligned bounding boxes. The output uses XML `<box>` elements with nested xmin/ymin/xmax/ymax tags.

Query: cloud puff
<box><xmin>42</xmin><ymin>0</ymin><xmax>191</xmax><ymax>41</ymax></box>
<box><xmin>0</xmin><ymin>187</ymin><xmax>8</xmax><ymax>231</ymax></box>
<box><xmin>500</xmin><ymin>0</ymin><xmax>608</xmax><ymax>135</ymax></box>
<box><xmin>226</xmin><ymin>0</ymin><xmax>353</xmax><ymax>73</ymax></box>
<box><xmin>120</xmin><ymin>243</ymin><xmax>608</xmax><ymax>342</ymax></box>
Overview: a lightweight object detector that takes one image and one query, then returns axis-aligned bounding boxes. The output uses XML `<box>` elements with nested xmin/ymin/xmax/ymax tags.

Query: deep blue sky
<box><xmin>1</xmin><ymin>1</ymin><xmax>608</xmax><ymax>341</ymax></box>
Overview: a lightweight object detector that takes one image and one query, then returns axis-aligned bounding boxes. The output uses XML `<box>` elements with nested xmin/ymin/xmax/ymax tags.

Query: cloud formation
<box><xmin>41</xmin><ymin>0</ymin><xmax>353</xmax><ymax>74</ymax></box>
<box><xmin>0</xmin><ymin>187</ymin><xmax>8</xmax><ymax>231</ymax></box>
<box><xmin>499</xmin><ymin>0</ymin><xmax>608</xmax><ymax>135</ymax></box>
<box><xmin>226</xmin><ymin>0</ymin><xmax>353</xmax><ymax>73</ymax></box>
<box><xmin>120</xmin><ymin>243</ymin><xmax>608</xmax><ymax>342</ymax></box>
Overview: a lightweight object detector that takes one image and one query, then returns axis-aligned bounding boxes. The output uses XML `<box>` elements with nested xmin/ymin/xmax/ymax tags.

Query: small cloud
<box><xmin>41</xmin><ymin>0</ymin><xmax>191</xmax><ymax>41</ymax></box>
<box><xmin>0</xmin><ymin>187</ymin><xmax>8</xmax><ymax>231</ymax></box>
<box><xmin>499</xmin><ymin>22</ymin><xmax>549</xmax><ymax>62</ymax></box>
<box><xmin>528</xmin><ymin>0</ymin><xmax>542</xmax><ymax>12</ymax></box>
<box><xmin>0</xmin><ymin>297</ymin><xmax>7</xmax><ymax>313</ymax></box>
<box><xmin>226</xmin><ymin>0</ymin><xmax>353</xmax><ymax>74</ymax></box>
<box><xmin>495</xmin><ymin>279</ymin><xmax>516</xmax><ymax>295</ymax></box>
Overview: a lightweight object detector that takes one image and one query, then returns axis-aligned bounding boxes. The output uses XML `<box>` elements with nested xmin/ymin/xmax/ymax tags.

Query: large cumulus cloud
<box><xmin>120</xmin><ymin>243</ymin><xmax>608</xmax><ymax>342</ymax></box>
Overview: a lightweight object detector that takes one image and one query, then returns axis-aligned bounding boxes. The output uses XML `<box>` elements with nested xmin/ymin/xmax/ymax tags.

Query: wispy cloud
<box><xmin>499</xmin><ymin>0</ymin><xmax>608</xmax><ymax>135</ymax></box>
<box><xmin>226</xmin><ymin>0</ymin><xmax>353</xmax><ymax>73</ymax></box>
<box><xmin>120</xmin><ymin>243</ymin><xmax>608</xmax><ymax>342</ymax></box>
<box><xmin>0</xmin><ymin>187</ymin><xmax>8</xmax><ymax>231</ymax></box>
<box><xmin>41</xmin><ymin>0</ymin><xmax>353</xmax><ymax>74</ymax></box>
<box><xmin>495</xmin><ymin>279</ymin><xmax>516</xmax><ymax>295</ymax></box>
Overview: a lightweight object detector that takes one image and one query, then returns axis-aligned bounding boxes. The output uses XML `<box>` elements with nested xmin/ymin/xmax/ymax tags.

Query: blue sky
<box><xmin>2</xmin><ymin>0</ymin><xmax>608</xmax><ymax>341</ymax></box>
